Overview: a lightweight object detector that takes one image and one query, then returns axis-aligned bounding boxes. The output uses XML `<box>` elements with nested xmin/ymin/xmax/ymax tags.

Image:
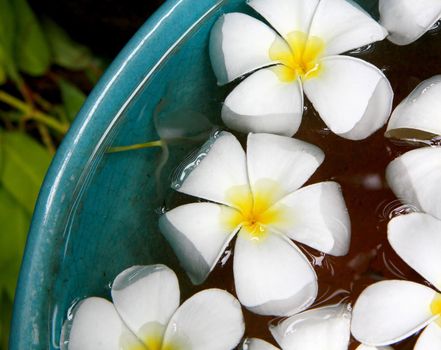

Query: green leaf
<box><xmin>58</xmin><ymin>79</ymin><xmax>86</xmax><ymax>121</ymax></box>
<box><xmin>0</xmin><ymin>0</ymin><xmax>19</xmax><ymax>83</ymax></box>
<box><xmin>12</xmin><ymin>0</ymin><xmax>51</xmax><ymax>76</ymax></box>
<box><xmin>0</xmin><ymin>0</ymin><xmax>13</xmax><ymax>54</ymax></box>
<box><xmin>0</xmin><ymin>110</ymin><xmax>24</xmax><ymax>122</ymax></box>
<box><xmin>0</xmin><ymin>67</ymin><xmax>6</xmax><ymax>85</ymax></box>
<box><xmin>43</xmin><ymin>18</ymin><xmax>92</xmax><ymax>70</ymax></box>
<box><xmin>0</xmin><ymin>187</ymin><xmax>29</xmax><ymax>299</ymax></box>
<box><xmin>0</xmin><ymin>131</ymin><xmax>52</xmax><ymax>213</ymax></box>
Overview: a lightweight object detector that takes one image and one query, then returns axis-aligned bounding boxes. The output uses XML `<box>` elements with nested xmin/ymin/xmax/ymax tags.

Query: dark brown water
<box><xmin>166</xmin><ymin>28</ymin><xmax>441</xmax><ymax>349</ymax></box>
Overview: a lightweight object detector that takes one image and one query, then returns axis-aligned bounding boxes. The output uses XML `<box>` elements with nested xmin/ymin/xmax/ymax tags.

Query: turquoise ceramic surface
<box><xmin>10</xmin><ymin>0</ymin><xmax>378</xmax><ymax>348</ymax></box>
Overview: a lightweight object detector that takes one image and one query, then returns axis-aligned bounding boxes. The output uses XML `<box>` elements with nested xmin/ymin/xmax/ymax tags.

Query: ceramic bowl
<box><xmin>10</xmin><ymin>0</ymin><xmax>376</xmax><ymax>348</ymax></box>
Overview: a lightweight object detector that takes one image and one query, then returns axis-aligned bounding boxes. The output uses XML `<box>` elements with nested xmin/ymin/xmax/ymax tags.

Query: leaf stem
<box><xmin>33</xmin><ymin>93</ymin><xmax>54</xmax><ymax>112</ymax></box>
<box><xmin>37</xmin><ymin>124</ymin><xmax>56</xmax><ymax>154</ymax></box>
<box><xmin>107</xmin><ymin>140</ymin><xmax>163</xmax><ymax>153</ymax></box>
<box><xmin>0</xmin><ymin>91</ymin><xmax>69</xmax><ymax>134</ymax></box>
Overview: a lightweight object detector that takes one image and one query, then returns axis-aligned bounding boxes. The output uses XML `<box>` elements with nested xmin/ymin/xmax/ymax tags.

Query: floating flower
<box><xmin>351</xmin><ymin>194</ymin><xmax>441</xmax><ymax>347</ymax></box>
<box><xmin>209</xmin><ymin>0</ymin><xmax>393</xmax><ymax>140</ymax></box>
<box><xmin>241</xmin><ymin>304</ymin><xmax>352</xmax><ymax>350</ymax></box>
<box><xmin>160</xmin><ymin>131</ymin><xmax>350</xmax><ymax>316</ymax></box>
<box><xmin>60</xmin><ymin>264</ymin><xmax>245</xmax><ymax>350</ymax></box>
<box><xmin>379</xmin><ymin>0</ymin><xmax>441</xmax><ymax>45</ymax></box>
<box><xmin>385</xmin><ymin>75</ymin><xmax>441</xmax><ymax>140</ymax></box>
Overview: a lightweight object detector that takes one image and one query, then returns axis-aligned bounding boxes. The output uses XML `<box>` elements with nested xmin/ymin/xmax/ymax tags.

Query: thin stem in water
<box><xmin>107</xmin><ymin>140</ymin><xmax>163</xmax><ymax>153</ymax></box>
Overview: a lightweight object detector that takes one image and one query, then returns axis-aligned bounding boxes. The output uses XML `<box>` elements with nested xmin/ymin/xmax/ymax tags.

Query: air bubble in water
<box><xmin>349</xmin><ymin>43</ymin><xmax>374</xmax><ymax>55</ymax></box>
<box><xmin>155</xmin><ymin>205</ymin><xmax>167</xmax><ymax>215</ymax></box>
<box><xmin>430</xmin><ymin>135</ymin><xmax>441</xmax><ymax>146</ymax></box>
<box><xmin>376</xmin><ymin>199</ymin><xmax>418</xmax><ymax>221</ymax></box>
<box><xmin>429</xmin><ymin>19</ymin><xmax>441</xmax><ymax>32</ymax></box>
<box><xmin>59</xmin><ymin>298</ymin><xmax>82</xmax><ymax>350</ymax></box>
<box><xmin>171</xmin><ymin>130</ymin><xmax>223</xmax><ymax>189</ymax></box>
<box><xmin>220</xmin><ymin>249</ymin><xmax>232</xmax><ymax>266</ymax></box>
<box><xmin>388</xmin><ymin>203</ymin><xmax>418</xmax><ymax>219</ymax></box>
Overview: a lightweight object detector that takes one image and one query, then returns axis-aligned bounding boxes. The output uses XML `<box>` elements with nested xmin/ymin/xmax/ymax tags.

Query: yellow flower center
<box><xmin>431</xmin><ymin>293</ymin><xmax>441</xmax><ymax>327</ymax></box>
<box><xmin>269</xmin><ymin>31</ymin><xmax>325</xmax><ymax>82</ymax></box>
<box><xmin>121</xmin><ymin>322</ymin><xmax>182</xmax><ymax>350</ymax></box>
<box><xmin>143</xmin><ymin>335</ymin><xmax>163</xmax><ymax>350</ymax></box>
<box><xmin>222</xmin><ymin>179</ymin><xmax>289</xmax><ymax>240</ymax></box>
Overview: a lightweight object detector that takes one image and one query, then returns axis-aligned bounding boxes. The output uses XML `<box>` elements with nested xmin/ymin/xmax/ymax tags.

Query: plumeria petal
<box><xmin>162</xmin><ymin>289</ymin><xmax>245</xmax><ymax>350</ymax></box>
<box><xmin>309</xmin><ymin>0</ymin><xmax>387</xmax><ymax>56</ymax></box>
<box><xmin>60</xmin><ymin>297</ymin><xmax>146</xmax><ymax>350</ymax></box>
<box><xmin>233</xmin><ymin>229</ymin><xmax>317</xmax><ymax>316</ymax></box>
<box><xmin>351</xmin><ymin>280</ymin><xmax>438</xmax><ymax>346</ymax></box>
<box><xmin>247</xmin><ymin>0</ymin><xmax>319</xmax><ymax>38</ymax></box>
<box><xmin>222</xmin><ymin>68</ymin><xmax>304</xmax><ymax>137</ymax></box>
<box><xmin>386</xmin><ymin>75</ymin><xmax>441</xmax><ymax>139</ymax></box>
<box><xmin>175</xmin><ymin>131</ymin><xmax>249</xmax><ymax>208</ymax></box>
<box><xmin>209</xmin><ymin>13</ymin><xmax>286</xmax><ymax>85</ymax></box>
<box><xmin>242</xmin><ymin>338</ymin><xmax>280</xmax><ymax>350</ymax></box>
<box><xmin>159</xmin><ymin>203</ymin><xmax>239</xmax><ymax>284</ymax></box>
<box><xmin>246</xmin><ymin>133</ymin><xmax>324</xmax><ymax>203</ymax></box>
<box><xmin>303</xmin><ymin>55</ymin><xmax>393</xmax><ymax>140</ymax></box>
<box><xmin>388</xmin><ymin>212</ymin><xmax>441</xmax><ymax>290</ymax></box>
<box><xmin>110</xmin><ymin>264</ymin><xmax>179</xmax><ymax>342</ymax></box>
<box><xmin>269</xmin><ymin>181</ymin><xmax>350</xmax><ymax>256</ymax></box>
<box><xmin>270</xmin><ymin>304</ymin><xmax>351</xmax><ymax>350</ymax></box>
<box><xmin>414</xmin><ymin>322</ymin><xmax>441</xmax><ymax>350</ymax></box>
<box><xmin>386</xmin><ymin>147</ymin><xmax>441</xmax><ymax>220</ymax></box>
<box><xmin>379</xmin><ymin>0</ymin><xmax>441</xmax><ymax>45</ymax></box>
<box><xmin>356</xmin><ymin>345</ymin><xmax>394</xmax><ymax>350</ymax></box>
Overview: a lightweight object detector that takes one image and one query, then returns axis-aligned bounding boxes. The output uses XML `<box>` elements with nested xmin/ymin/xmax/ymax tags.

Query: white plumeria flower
<box><xmin>386</xmin><ymin>75</ymin><xmax>441</xmax><ymax>139</ymax></box>
<box><xmin>351</xmin><ymin>276</ymin><xmax>441</xmax><ymax>349</ymax></box>
<box><xmin>352</xmin><ymin>157</ymin><xmax>441</xmax><ymax>347</ymax></box>
<box><xmin>160</xmin><ymin>131</ymin><xmax>351</xmax><ymax>316</ymax></box>
<box><xmin>209</xmin><ymin>0</ymin><xmax>393</xmax><ymax>140</ymax></box>
<box><xmin>379</xmin><ymin>0</ymin><xmax>441</xmax><ymax>45</ymax></box>
<box><xmin>242</xmin><ymin>304</ymin><xmax>352</xmax><ymax>350</ymax></box>
<box><xmin>60</xmin><ymin>264</ymin><xmax>245</xmax><ymax>350</ymax></box>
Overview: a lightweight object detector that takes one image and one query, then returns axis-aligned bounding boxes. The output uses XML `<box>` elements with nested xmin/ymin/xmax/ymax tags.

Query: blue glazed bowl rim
<box><xmin>10</xmin><ymin>0</ymin><xmax>224</xmax><ymax>348</ymax></box>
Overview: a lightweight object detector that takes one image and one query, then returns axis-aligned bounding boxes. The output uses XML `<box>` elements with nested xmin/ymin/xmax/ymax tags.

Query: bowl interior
<box><xmin>12</xmin><ymin>0</ymin><xmax>378</xmax><ymax>348</ymax></box>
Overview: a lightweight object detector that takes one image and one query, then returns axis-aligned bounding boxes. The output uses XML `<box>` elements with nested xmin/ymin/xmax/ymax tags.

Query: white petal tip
<box><xmin>234</xmin><ymin>232</ymin><xmax>318</xmax><ymax>317</ymax></box>
<box><xmin>351</xmin><ymin>280</ymin><xmax>437</xmax><ymax>346</ymax></box>
<box><xmin>270</xmin><ymin>303</ymin><xmax>351</xmax><ymax>349</ymax></box>
<box><xmin>304</xmin><ymin>56</ymin><xmax>393</xmax><ymax>141</ymax></box>
<box><xmin>222</xmin><ymin>69</ymin><xmax>303</xmax><ymax>136</ymax></box>
<box><xmin>209</xmin><ymin>12</ymin><xmax>279</xmax><ymax>84</ymax></box>
<box><xmin>165</xmin><ymin>288</ymin><xmax>245</xmax><ymax>350</ymax></box>
<box><xmin>386</xmin><ymin>75</ymin><xmax>441</xmax><ymax>139</ymax></box>
<box><xmin>379</xmin><ymin>0</ymin><xmax>441</xmax><ymax>46</ymax></box>
<box><xmin>245</xmin><ymin>279</ymin><xmax>318</xmax><ymax>317</ymax></box>
<box><xmin>159</xmin><ymin>212</ymin><xmax>211</xmax><ymax>285</ymax></box>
